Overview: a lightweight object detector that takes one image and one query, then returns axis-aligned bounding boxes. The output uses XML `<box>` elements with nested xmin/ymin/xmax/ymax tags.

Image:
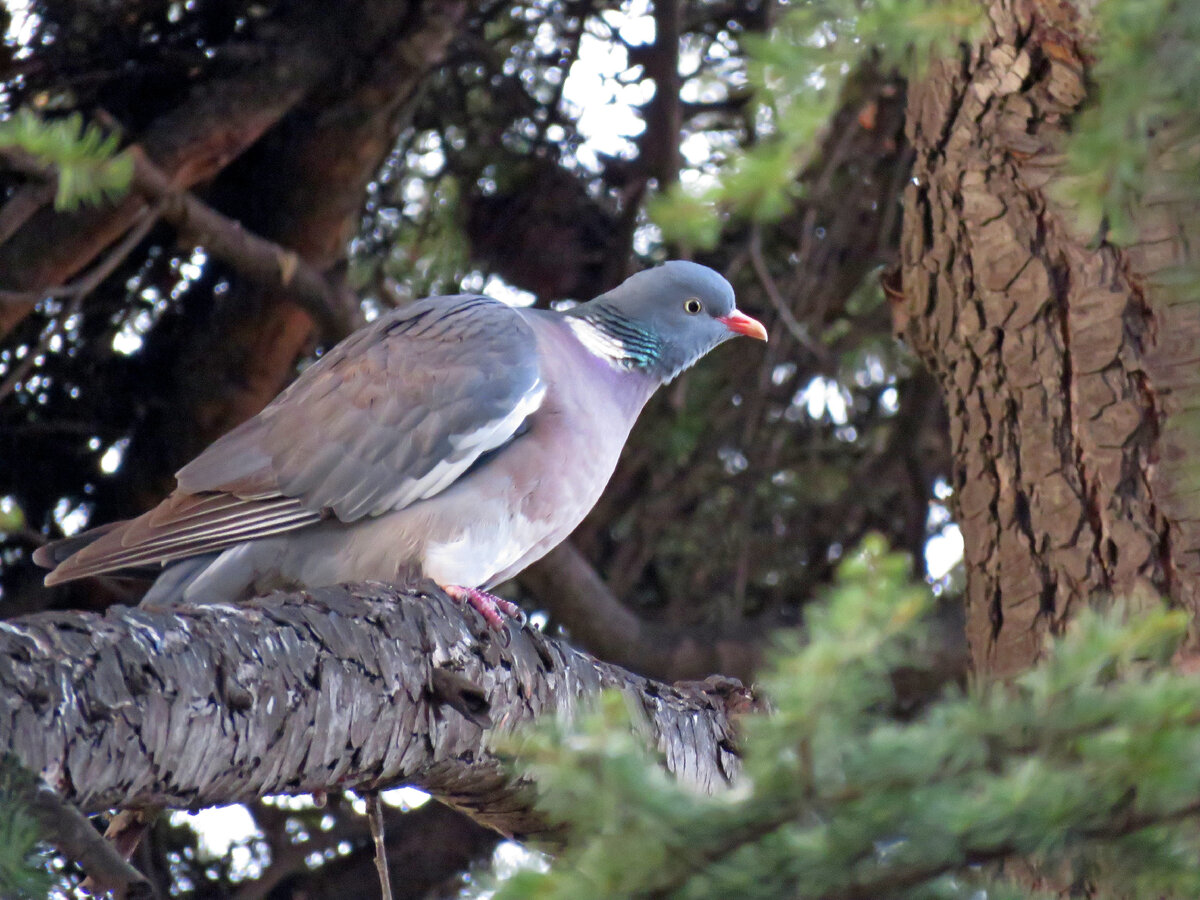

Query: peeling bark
<box><xmin>898</xmin><ymin>0</ymin><xmax>1200</xmax><ymax>676</ymax></box>
<box><xmin>0</xmin><ymin>585</ymin><xmax>748</xmax><ymax>839</ymax></box>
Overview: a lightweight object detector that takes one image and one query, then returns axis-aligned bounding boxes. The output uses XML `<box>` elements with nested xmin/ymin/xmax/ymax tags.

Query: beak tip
<box><xmin>719</xmin><ymin>310</ymin><xmax>769</xmax><ymax>343</ymax></box>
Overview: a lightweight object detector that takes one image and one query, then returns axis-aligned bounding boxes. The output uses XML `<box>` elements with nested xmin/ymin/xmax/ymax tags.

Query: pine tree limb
<box><xmin>0</xmin><ymin>144</ymin><xmax>361</xmax><ymax>339</ymax></box>
<box><xmin>0</xmin><ymin>585</ymin><xmax>751</xmax><ymax>840</ymax></box>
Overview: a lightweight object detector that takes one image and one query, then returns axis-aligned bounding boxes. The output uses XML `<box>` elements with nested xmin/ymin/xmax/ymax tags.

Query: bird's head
<box><xmin>568</xmin><ymin>261</ymin><xmax>767</xmax><ymax>382</ymax></box>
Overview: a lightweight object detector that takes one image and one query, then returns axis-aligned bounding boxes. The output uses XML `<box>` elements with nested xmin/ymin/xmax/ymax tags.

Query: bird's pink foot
<box><xmin>443</xmin><ymin>585</ymin><xmax>523</xmax><ymax>632</ymax></box>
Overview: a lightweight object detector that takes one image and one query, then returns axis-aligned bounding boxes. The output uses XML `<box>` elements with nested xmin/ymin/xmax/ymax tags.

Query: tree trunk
<box><xmin>898</xmin><ymin>0</ymin><xmax>1200</xmax><ymax>677</ymax></box>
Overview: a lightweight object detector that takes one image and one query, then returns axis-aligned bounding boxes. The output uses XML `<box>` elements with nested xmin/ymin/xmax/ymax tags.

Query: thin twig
<box><xmin>0</xmin><ymin>196</ymin><xmax>162</xmax><ymax>305</ymax></box>
<box><xmin>0</xmin><ymin>203</ymin><xmax>162</xmax><ymax>402</ymax></box>
<box><xmin>747</xmin><ymin>224</ymin><xmax>827</xmax><ymax>361</ymax></box>
<box><xmin>367</xmin><ymin>792</ymin><xmax>393</xmax><ymax>900</ymax></box>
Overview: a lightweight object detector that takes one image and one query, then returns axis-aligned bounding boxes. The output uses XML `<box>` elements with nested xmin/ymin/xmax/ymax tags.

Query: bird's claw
<box><xmin>443</xmin><ymin>585</ymin><xmax>525</xmax><ymax>639</ymax></box>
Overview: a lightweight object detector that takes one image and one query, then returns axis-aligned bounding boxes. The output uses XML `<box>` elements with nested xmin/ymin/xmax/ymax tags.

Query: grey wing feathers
<box><xmin>37</xmin><ymin>295</ymin><xmax>545</xmax><ymax>584</ymax></box>
<box><xmin>177</xmin><ymin>294</ymin><xmax>545</xmax><ymax>518</ymax></box>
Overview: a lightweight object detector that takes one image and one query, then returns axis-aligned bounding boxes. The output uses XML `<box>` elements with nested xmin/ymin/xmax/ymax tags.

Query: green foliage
<box><xmin>1062</xmin><ymin>0</ymin><xmax>1200</xmax><ymax>241</ymax></box>
<box><xmin>651</xmin><ymin>0</ymin><xmax>980</xmax><ymax>249</ymax></box>
<box><xmin>0</xmin><ymin>761</ymin><xmax>55</xmax><ymax>899</ymax></box>
<box><xmin>379</xmin><ymin>173</ymin><xmax>474</xmax><ymax>298</ymax></box>
<box><xmin>0</xmin><ymin>109</ymin><xmax>132</xmax><ymax>211</ymax></box>
<box><xmin>495</xmin><ymin>540</ymin><xmax>1200</xmax><ymax>899</ymax></box>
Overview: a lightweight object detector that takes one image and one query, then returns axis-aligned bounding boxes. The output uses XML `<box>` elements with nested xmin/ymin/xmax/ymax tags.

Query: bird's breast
<box><xmin>417</xmin><ymin>333</ymin><xmax>658</xmax><ymax>588</ymax></box>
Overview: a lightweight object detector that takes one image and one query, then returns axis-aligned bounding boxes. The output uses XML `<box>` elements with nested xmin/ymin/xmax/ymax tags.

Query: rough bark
<box><xmin>898</xmin><ymin>0</ymin><xmax>1200</xmax><ymax>677</ymax></box>
<box><xmin>0</xmin><ymin>585</ymin><xmax>748</xmax><ymax>841</ymax></box>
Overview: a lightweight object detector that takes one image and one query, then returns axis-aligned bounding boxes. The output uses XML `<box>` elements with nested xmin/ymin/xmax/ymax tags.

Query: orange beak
<box><xmin>718</xmin><ymin>310</ymin><xmax>768</xmax><ymax>342</ymax></box>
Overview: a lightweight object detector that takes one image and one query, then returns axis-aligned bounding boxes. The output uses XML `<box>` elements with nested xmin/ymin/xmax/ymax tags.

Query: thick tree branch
<box><xmin>0</xmin><ymin>0</ymin><xmax>373</xmax><ymax>290</ymax></box>
<box><xmin>0</xmin><ymin>0</ymin><xmax>441</xmax><ymax>338</ymax></box>
<box><xmin>0</xmin><ymin>584</ymin><xmax>749</xmax><ymax>841</ymax></box>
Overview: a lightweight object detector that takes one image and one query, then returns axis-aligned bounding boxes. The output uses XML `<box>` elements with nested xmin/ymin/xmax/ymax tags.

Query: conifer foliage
<box><xmin>0</xmin><ymin>109</ymin><xmax>131</xmax><ymax>211</ymax></box>
<box><xmin>499</xmin><ymin>543</ymin><xmax>1200</xmax><ymax>899</ymax></box>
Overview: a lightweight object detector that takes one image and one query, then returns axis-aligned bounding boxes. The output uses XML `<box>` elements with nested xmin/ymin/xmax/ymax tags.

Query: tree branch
<box><xmin>521</xmin><ymin>542</ymin><xmax>773</xmax><ymax>683</ymax></box>
<box><xmin>0</xmin><ymin>0</ymin><xmax>420</xmax><ymax>338</ymax></box>
<box><xmin>0</xmin><ymin>144</ymin><xmax>361</xmax><ymax>339</ymax></box>
<box><xmin>0</xmin><ymin>584</ymin><xmax>750</xmax><ymax>841</ymax></box>
<box><xmin>126</xmin><ymin>147</ymin><xmax>362</xmax><ymax>338</ymax></box>
<box><xmin>3</xmin><ymin>757</ymin><xmax>151</xmax><ymax>898</ymax></box>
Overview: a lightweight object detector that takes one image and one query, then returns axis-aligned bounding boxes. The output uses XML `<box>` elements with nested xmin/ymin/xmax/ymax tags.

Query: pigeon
<box><xmin>34</xmin><ymin>261</ymin><xmax>767</xmax><ymax>627</ymax></box>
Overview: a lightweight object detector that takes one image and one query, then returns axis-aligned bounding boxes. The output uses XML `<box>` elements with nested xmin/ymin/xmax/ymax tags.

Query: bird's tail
<box><xmin>32</xmin><ymin>521</ymin><xmax>126</xmax><ymax>578</ymax></box>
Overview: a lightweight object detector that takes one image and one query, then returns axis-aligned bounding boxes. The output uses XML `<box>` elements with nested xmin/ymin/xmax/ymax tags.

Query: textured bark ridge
<box><xmin>898</xmin><ymin>0</ymin><xmax>1200</xmax><ymax>677</ymax></box>
<box><xmin>0</xmin><ymin>586</ymin><xmax>747</xmax><ymax>838</ymax></box>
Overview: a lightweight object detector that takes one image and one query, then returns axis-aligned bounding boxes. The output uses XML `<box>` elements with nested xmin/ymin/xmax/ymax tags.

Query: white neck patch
<box><xmin>565</xmin><ymin>316</ymin><xmax>636</xmax><ymax>370</ymax></box>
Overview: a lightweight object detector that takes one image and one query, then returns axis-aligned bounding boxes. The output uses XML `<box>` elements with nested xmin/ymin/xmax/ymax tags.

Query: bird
<box><xmin>34</xmin><ymin>261</ymin><xmax>767</xmax><ymax>628</ymax></box>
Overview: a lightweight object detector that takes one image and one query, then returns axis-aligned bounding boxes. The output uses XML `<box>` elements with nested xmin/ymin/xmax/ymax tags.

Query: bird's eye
<box><xmin>683</xmin><ymin>297</ymin><xmax>703</xmax><ymax>315</ymax></box>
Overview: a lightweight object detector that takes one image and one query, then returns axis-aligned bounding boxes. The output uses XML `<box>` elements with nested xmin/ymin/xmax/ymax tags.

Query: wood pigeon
<box><xmin>34</xmin><ymin>261</ymin><xmax>767</xmax><ymax>627</ymax></box>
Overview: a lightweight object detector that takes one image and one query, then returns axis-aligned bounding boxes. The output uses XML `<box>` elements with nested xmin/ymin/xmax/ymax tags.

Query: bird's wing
<box><xmin>177</xmin><ymin>294</ymin><xmax>545</xmax><ymax>517</ymax></box>
<box><xmin>39</xmin><ymin>295</ymin><xmax>545</xmax><ymax>583</ymax></box>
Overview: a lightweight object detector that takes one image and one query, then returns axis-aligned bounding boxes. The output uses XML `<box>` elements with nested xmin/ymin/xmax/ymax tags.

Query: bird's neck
<box><xmin>565</xmin><ymin>302</ymin><xmax>668</xmax><ymax>378</ymax></box>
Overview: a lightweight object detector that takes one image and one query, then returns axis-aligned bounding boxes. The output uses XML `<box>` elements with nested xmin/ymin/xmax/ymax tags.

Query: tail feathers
<box><xmin>34</xmin><ymin>490</ymin><xmax>320</xmax><ymax>587</ymax></box>
<box><xmin>139</xmin><ymin>554</ymin><xmax>221</xmax><ymax>606</ymax></box>
<box><xmin>37</xmin><ymin>520</ymin><xmax>140</xmax><ymax>586</ymax></box>
<box><xmin>33</xmin><ymin>521</ymin><xmax>124</xmax><ymax>571</ymax></box>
